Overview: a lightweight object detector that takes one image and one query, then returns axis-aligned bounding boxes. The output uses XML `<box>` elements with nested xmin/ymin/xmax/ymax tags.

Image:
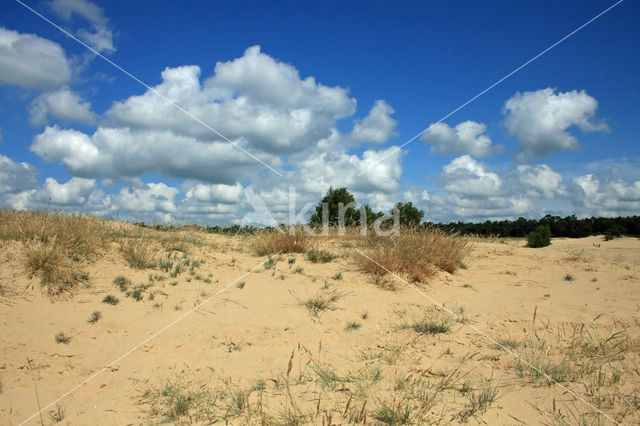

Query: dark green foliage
<box><xmin>437</xmin><ymin>214</ymin><xmax>638</xmax><ymax>239</ymax></box>
<box><xmin>306</xmin><ymin>249</ymin><xmax>335</xmax><ymax>263</ymax></box>
<box><xmin>310</xmin><ymin>187</ymin><xmax>359</xmax><ymax>226</ymax></box>
<box><xmin>604</xmin><ymin>224</ymin><xmax>625</xmax><ymax>241</ymax></box>
<box><xmin>102</xmin><ymin>294</ymin><xmax>119</xmax><ymax>305</ymax></box>
<box><xmin>394</xmin><ymin>201</ymin><xmax>424</xmax><ymax>227</ymax></box>
<box><xmin>527</xmin><ymin>225</ymin><xmax>551</xmax><ymax>248</ymax></box>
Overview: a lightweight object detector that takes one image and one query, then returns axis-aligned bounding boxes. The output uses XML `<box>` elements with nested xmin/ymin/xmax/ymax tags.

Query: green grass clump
<box><xmin>55</xmin><ymin>331</ymin><xmax>70</xmax><ymax>344</ymax></box>
<box><xmin>346</xmin><ymin>321</ymin><xmax>362</xmax><ymax>331</ymax></box>
<box><xmin>299</xmin><ymin>289</ymin><xmax>345</xmax><ymax>317</ymax></box>
<box><xmin>113</xmin><ymin>275</ymin><xmax>131</xmax><ymax>292</ymax></box>
<box><xmin>102</xmin><ymin>294</ymin><xmax>119</xmax><ymax>305</ymax></box>
<box><xmin>307</xmin><ymin>249</ymin><xmax>335</xmax><ymax>263</ymax></box>
<box><xmin>88</xmin><ymin>310</ymin><xmax>102</xmax><ymax>324</ymax></box>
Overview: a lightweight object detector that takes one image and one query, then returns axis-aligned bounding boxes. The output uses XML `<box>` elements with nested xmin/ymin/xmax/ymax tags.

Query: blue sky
<box><xmin>0</xmin><ymin>0</ymin><xmax>638</xmax><ymax>224</ymax></box>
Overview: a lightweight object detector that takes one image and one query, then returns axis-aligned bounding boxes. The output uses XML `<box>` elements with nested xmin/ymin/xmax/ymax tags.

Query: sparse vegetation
<box><xmin>410</xmin><ymin>315</ymin><xmax>451</xmax><ymax>335</ymax></box>
<box><xmin>48</xmin><ymin>403</ymin><xmax>66</xmax><ymax>423</ymax></box>
<box><xmin>299</xmin><ymin>288</ymin><xmax>345</xmax><ymax>317</ymax></box>
<box><xmin>88</xmin><ymin>310</ymin><xmax>102</xmax><ymax>324</ymax></box>
<box><xmin>102</xmin><ymin>294</ymin><xmax>119</xmax><ymax>306</ymax></box>
<box><xmin>563</xmin><ymin>273</ymin><xmax>575</xmax><ymax>282</ymax></box>
<box><xmin>113</xmin><ymin>275</ymin><xmax>131</xmax><ymax>292</ymax></box>
<box><xmin>307</xmin><ymin>249</ymin><xmax>335</xmax><ymax>263</ymax></box>
<box><xmin>55</xmin><ymin>332</ymin><xmax>70</xmax><ymax>344</ymax></box>
<box><xmin>346</xmin><ymin>321</ymin><xmax>362</xmax><ymax>331</ymax></box>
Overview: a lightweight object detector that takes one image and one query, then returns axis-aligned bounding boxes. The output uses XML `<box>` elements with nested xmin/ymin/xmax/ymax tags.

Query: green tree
<box><xmin>310</xmin><ymin>187</ymin><xmax>359</xmax><ymax>226</ymax></box>
<box><xmin>526</xmin><ymin>225</ymin><xmax>551</xmax><ymax>248</ymax></box>
<box><xmin>393</xmin><ymin>202</ymin><xmax>424</xmax><ymax>227</ymax></box>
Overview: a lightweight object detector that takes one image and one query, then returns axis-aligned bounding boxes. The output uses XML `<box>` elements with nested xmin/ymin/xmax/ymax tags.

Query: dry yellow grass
<box><xmin>1</xmin><ymin>209</ymin><xmax>110</xmax><ymax>297</ymax></box>
<box><xmin>251</xmin><ymin>226</ymin><xmax>311</xmax><ymax>256</ymax></box>
<box><xmin>355</xmin><ymin>226</ymin><xmax>471</xmax><ymax>282</ymax></box>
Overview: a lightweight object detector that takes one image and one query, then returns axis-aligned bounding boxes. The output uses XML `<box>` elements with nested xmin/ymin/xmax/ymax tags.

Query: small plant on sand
<box><xmin>264</xmin><ymin>257</ymin><xmax>276</xmax><ymax>270</ymax></box>
<box><xmin>102</xmin><ymin>294</ymin><xmax>119</xmax><ymax>305</ymax></box>
<box><xmin>88</xmin><ymin>310</ymin><xmax>102</xmax><ymax>324</ymax></box>
<box><xmin>408</xmin><ymin>310</ymin><xmax>452</xmax><ymax>335</ymax></box>
<box><xmin>307</xmin><ymin>249</ymin><xmax>335</xmax><ymax>263</ymax></box>
<box><xmin>126</xmin><ymin>288</ymin><xmax>143</xmax><ymax>301</ymax></box>
<box><xmin>459</xmin><ymin>380</ymin><xmax>498</xmax><ymax>420</ymax></box>
<box><xmin>373</xmin><ymin>399</ymin><xmax>412</xmax><ymax>425</ymax></box>
<box><xmin>564</xmin><ymin>273</ymin><xmax>575</xmax><ymax>282</ymax></box>
<box><xmin>332</xmin><ymin>271</ymin><xmax>343</xmax><ymax>280</ymax></box>
<box><xmin>299</xmin><ymin>289</ymin><xmax>345</xmax><ymax>317</ymax></box>
<box><xmin>236</xmin><ymin>281</ymin><xmax>245</xmax><ymax>289</ymax></box>
<box><xmin>222</xmin><ymin>338</ymin><xmax>244</xmax><ymax>352</ymax></box>
<box><xmin>55</xmin><ymin>332</ymin><xmax>70</xmax><ymax>344</ymax></box>
<box><xmin>346</xmin><ymin>321</ymin><xmax>362</xmax><ymax>331</ymax></box>
<box><xmin>49</xmin><ymin>403</ymin><xmax>66</xmax><ymax>423</ymax></box>
<box><xmin>113</xmin><ymin>275</ymin><xmax>131</xmax><ymax>292</ymax></box>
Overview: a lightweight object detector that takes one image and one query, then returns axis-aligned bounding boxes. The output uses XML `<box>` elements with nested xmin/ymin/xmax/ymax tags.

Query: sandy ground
<box><xmin>1</xmin><ymin>233</ymin><xmax>639</xmax><ymax>424</ymax></box>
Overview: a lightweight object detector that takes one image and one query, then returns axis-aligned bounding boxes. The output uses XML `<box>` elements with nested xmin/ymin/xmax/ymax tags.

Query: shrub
<box><xmin>526</xmin><ymin>225</ymin><xmax>551</xmax><ymax>248</ymax></box>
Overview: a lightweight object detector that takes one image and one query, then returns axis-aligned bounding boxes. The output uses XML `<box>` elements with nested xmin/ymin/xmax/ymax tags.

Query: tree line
<box><xmin>432</xmin><ymin>215</ymin><xmax>640</xmax><ymax>239</ymax></box>
<box><xmin>133</xmin><ymin>186</ymin><xmax>639</xmax><ymax>239</ymax></box>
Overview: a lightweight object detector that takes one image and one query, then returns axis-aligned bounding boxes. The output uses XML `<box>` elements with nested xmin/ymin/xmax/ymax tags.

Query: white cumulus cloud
<box><xmin>571</xmin><ymin>174</ymin><xmax>640</xmax><ymax>216</ymax></box>
<box><xmin>107</xmin><ymin>46</ymin><xmax>356</xmax><ymax>153</ymax></box>
<box><xmin>349</xmin><ymin>100</ymin><xmax>397</xmax><ymax>144</ymax></box>
<box><xmin>512</xmin><ymin>164</ymin><xmax>564</xmax><ymax>199</ymax></box>
<box><xmin>29</xmin><ymin>87</ymin><xmax>96</xmax><ymax>125</ymax></box>
<box><xmin>49</xmin><ymin>0</ymin><xmax>115</xmax><ymax>53</ymax></box>
<box><xmin>439</xmin><ymin>155</ymin><xmax>502</xmax><ymax>197</ymax></box>
<box><xmin>0</xmin><ymin>27</ymin><xmax>71</xmax><ymax>89</ymax></box>
<box><xmin>31</xmin><ymin>125</ymin><xmax>277</xmax><ymax>184</ymax></box>
<box><xmin>503</xmin><ymin>88</ymin><xmax>608</xmax><ymax>160</ymax></box>
<box><xmin>0</xmin><ymin>154</ymin><xmax>39</xmax><ymax>195</ymax></box>
<box><xmin>421</xmin><ymin>121</ymin><xmax>503</xmax><ymax>157</ymax></box>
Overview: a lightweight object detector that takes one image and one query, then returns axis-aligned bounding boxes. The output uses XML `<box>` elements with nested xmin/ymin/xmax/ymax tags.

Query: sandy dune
<box><xmin>1</xmin><ymin>232</ymin><xmax>639</xmax><ymax>424</ymax></box>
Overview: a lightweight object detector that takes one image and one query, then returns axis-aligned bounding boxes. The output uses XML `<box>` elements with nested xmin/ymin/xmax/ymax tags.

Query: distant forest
<box><xmin>433</xmin><ymin>215</ymin><xmax>640</xmax><ymax>239</ymax></box>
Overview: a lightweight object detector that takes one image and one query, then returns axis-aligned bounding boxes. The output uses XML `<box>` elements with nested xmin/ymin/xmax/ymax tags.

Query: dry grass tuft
<box><xmin>120</xmin><ymin>238</ymin><xmax>157</xmax><ymax>269</ymax></box>
<box><xmin>356</xmin><ymin>227</ymin><xmax>470</xmax><ymax>283</ymax></box>
<box><xmin>251</xmin><ymin>227</ymin><xmax>311</xmax><ymax>256</ymax></box>
<box><xmin>0</xmin><ymin>209</ymin><xmax>109</xmax><ymax>297</ymax></box>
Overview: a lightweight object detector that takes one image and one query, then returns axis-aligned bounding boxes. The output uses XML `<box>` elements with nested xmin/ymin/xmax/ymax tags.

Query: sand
<box><xmin>1</xmin><ymin>233</ymin><xmax>638</xmax><ymax>424</ymax></box>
